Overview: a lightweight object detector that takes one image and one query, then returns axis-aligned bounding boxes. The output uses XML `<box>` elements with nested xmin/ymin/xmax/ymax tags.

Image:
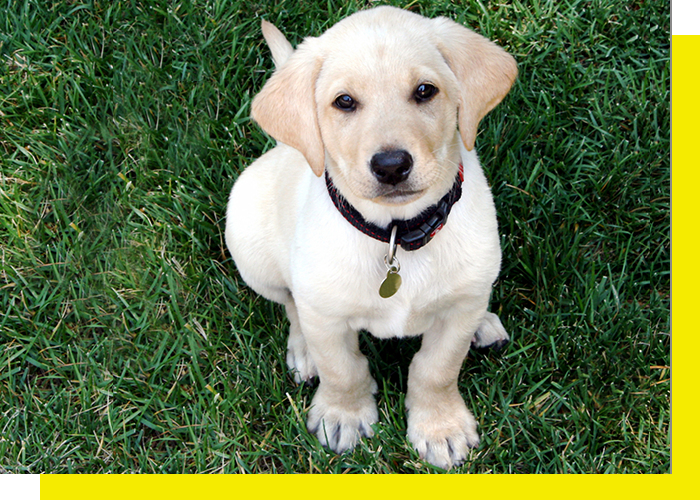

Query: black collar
<box><xmin>325</xmin><ymin>164</ymin><xmax>464</xmax><ymax>251</ymax></box>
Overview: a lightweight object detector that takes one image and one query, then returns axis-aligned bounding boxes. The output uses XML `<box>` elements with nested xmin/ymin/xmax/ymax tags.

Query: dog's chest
<box><xmin>291</xmin><ymin>170</ymin><xmax>500</xmax><ymax>339</ymax></box>
<box><xmin>348</xmin><ymin>296</ymin><xmax>448</xmax><ymax>339</ymax></box>
<box><xmin>353</xmin><ymin>257</ymin><xmax>479</xmax><ymax>338</ymax></box>
<box><xmin>296</xmin><ymin>230</ymin><xmax>489</xmax><ymax>339</ymax></box>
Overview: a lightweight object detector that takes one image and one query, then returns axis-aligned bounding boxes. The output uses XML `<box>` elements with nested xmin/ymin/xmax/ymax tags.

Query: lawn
<box><xmin>0</xmin><ymin>0</ymin><xmax>669</xmax><ymax>473</ymax></box>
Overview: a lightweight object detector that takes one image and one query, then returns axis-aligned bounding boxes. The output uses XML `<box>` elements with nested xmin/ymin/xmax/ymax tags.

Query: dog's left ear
<box><xmin>431</xmin><ymin>18</ymin><xmax>517</xmax><ymax>151</ymax></box>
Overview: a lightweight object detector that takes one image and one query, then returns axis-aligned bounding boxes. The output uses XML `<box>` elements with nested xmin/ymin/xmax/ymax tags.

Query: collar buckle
<box><xmin>398</xmin><ymin>200</ymin><xmax>449</xmax><ymax>250</ymax></box>
<box><xmin>325</xmin><ymin>164</ymin><xmax>463</xmax><ymax>252</ymax></box>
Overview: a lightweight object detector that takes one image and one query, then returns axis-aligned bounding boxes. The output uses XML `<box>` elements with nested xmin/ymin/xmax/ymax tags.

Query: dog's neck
<box><xmin>325</xmin><ymin>163</ymin><xmax>464</xmax><ymax>251</ymax></box>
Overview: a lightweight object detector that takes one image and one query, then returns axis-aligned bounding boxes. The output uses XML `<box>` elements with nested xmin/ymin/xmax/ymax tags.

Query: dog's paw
<box><xmin>307</xmin><ymin>387</ymin><xmax>378</xmax><ymax>453</ymax></box>
<box><xmin>472</xmin><ymin>311</ymin><xmax>510</xmax><ymax>350</ymax></box>
<box><xmin>406</xmin><ymin>395</ymin><xmax>480</xmax><ymax>470</ymax></box>
<box><xmin>286</xmin><ymin>332</ymin><xmax>318</xmax><ymax>385</ymax></box>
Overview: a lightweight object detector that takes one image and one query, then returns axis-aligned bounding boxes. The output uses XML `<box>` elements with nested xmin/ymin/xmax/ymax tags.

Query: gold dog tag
<box><xmin>379</xmin><ymin>267</ymin><xmax>402</xmax><ymax>298</ymax></box>
<box><xmin>380</xmin><ymin>225</ymin><xmax>402</xmax><ymax>298</ymax></box>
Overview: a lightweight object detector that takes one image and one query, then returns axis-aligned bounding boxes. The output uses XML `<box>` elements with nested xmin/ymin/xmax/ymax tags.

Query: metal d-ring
<box><xmin>384</xmin><ymin>225</ymin><xmax>400</xmax><ymax>272</ymax></box>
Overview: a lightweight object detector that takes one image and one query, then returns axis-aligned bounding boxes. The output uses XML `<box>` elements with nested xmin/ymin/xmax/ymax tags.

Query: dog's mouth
<box><xmin>374</xmin><ymin>187</ymin><xmax>425</xmax><ymax>205</ymax></box>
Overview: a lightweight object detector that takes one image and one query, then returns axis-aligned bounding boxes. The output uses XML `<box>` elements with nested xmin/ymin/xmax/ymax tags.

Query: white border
<box><xmin>673</xmin><ymin>0</ymin><xmax>700</xmax><ymax>35</ymax></box>
<box><xmin>0</xmin><ymin>475</ymin><xmax>40</xmax><ymax>500</ymax></box>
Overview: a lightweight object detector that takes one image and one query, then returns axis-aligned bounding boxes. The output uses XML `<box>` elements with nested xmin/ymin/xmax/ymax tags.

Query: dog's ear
<box><xmin>251</xmin><ymin>35</ymin><xmax>325</xmax><ymax>177</ymax></box>
<box><xmin>431</xmin><ymin>18</ymin><xmax>517</xmax><ymax>151</ymax></box>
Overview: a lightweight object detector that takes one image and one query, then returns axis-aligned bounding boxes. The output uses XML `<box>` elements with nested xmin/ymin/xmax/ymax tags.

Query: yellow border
<box><xmin>42</xmin><ymin>29</ymin><xmax>682</xmax><ymax>500</ymax></box>
<box><xmin>40</xmin><ymin>474</ymin><xmax>674</xmax><ymax>499</ymax></box>
<box><xmin>669</xmin><ymin>34</ymin><xmax>696</xmax><ymax>479</ymax></box>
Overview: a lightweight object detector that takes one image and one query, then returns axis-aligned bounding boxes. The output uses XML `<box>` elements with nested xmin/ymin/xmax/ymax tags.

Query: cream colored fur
<box><xmin>226</xmin><ymin>6</ymin><xmax>517</xmax><ymax>469</ymax></box>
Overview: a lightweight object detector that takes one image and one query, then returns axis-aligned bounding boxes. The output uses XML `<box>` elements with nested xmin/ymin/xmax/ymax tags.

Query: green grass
<box><xmin>0</xmin><ymin>0</ymin><xmax>669</xmax><ymax>473</ymax></box>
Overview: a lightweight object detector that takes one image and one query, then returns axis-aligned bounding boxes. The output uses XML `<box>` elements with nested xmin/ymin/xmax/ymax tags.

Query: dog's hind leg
<box><xmin>471</xmin><ymin>311</ymin><xmax>510</xmax><ymax>350</ymax></box>
<box><xmin>285</xmin><ymin>299</ymin><xmax>318</xmax><ymax>384</ymax></box>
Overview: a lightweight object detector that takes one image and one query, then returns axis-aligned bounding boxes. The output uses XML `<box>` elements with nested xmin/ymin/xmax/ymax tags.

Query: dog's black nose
<box><xmin>370</xmin><ymin>150</ymin><xmax>413</xmax><ymax>186</ymax></box>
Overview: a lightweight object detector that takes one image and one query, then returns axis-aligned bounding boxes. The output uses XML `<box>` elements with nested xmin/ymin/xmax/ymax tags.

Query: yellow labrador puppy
<box><xmin>226</xmin><ymin>6</ymin><xmax>516</xmax><ymax>469</ymax></box>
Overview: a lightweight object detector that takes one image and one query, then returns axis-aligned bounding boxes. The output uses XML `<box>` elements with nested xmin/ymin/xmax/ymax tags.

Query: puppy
<box><xmin>226</xmin><ymin>6</ymin><xmax>516</xmax><ymax>469</ymax></box>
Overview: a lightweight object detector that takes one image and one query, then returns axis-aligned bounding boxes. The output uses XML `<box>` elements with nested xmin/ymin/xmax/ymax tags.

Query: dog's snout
<box><xmin>370</xmin><ymin>150</ymin><xmax>413</xmax><ymax>186</ymax></box>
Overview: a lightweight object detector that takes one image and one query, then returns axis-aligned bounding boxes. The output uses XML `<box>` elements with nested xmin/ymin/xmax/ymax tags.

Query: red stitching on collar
<box><xmin>325</xmin><ymin>165</ymin><xmax>464</xmax><ymax>251</ymax></box>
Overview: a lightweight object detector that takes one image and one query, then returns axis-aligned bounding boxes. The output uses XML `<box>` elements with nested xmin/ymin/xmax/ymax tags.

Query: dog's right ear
<box><xmin>251</xmin><ymin>34</ymin><xmax>325</xmax><ymax>177</ymax></box>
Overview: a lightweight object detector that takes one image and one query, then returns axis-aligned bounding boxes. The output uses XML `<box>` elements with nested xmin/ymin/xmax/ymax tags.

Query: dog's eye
<box><xmin>414</xmin><ymin>83</ymin><xmax>438</xmax><ymax>103</ymax></box>
<box><xmin>334</xmin><ymin>94</ymin><xmax>356</xmax><ymax>111</ymax></box>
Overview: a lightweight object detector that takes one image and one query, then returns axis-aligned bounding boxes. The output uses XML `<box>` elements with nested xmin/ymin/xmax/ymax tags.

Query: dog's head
<box><xmin>251</xmin><ymin>7</ymin><xmax>517</xmax><ymax>223</ymax></box>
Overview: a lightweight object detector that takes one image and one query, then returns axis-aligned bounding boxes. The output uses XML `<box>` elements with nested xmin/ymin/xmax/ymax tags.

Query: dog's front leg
<box><xmin>405</xmin><ymin>304</ymin><xmax>486</xmax><ymax>469</ymax></box>
<box><xmin>298</xmin><ymin>307</ymin><xmax>378</xmax><ymax>454</ymax></box>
